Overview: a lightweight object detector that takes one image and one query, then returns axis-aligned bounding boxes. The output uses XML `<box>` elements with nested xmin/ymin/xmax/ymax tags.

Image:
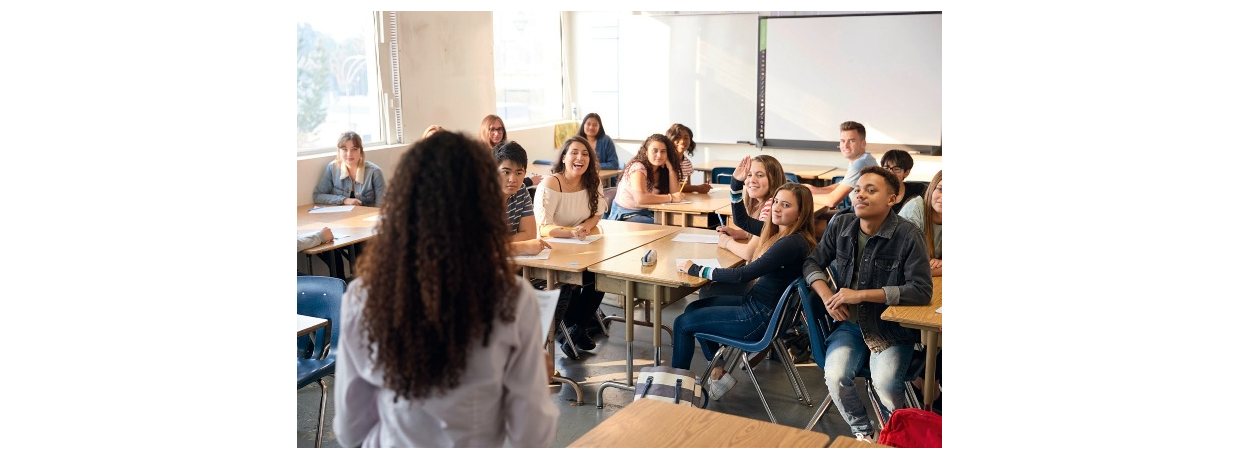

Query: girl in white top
<box><xmin>532</xmin><ymin>136</ymin><xmax>609</xmax><ymax>356</ymax></box>
<box><xmin>534</xmin><ymin>136</ymin><xmax>607</xmax><ymax>238</ymax></box>
<box><xmin>333</xmin><ymin>131</ymin><xmax>556</xmax><ymax>447</ymax></box>
<box><xmin>607</xmin><ymin>133</ymin><xmax>684</xmax><ymax>223</ymax></box>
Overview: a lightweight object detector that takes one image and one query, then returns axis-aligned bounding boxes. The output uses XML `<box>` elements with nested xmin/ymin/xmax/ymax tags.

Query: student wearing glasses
<box><xmin>481</xmin><ymin>114</ymin><xmax>542</xmax><ymax>186</ymax></box>
<box><xmin>312</xmin><ymin>131</ymin><xmax>386</xmax><ymax>207</ymax></box>
<box><xmin>333</xmin><ymin>131</ymin><xmax>557</xmax><ymax>447</ymax></box>
<box><xmin>878</xmin><ymin>149</ymin><xmax>927</xmax><ymax>214</ymax></box>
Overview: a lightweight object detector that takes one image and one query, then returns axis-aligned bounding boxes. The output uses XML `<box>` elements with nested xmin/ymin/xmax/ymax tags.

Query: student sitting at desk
<box><xmin>333</xmin><ymin>131</ymin><xmax>557</xmax><ymax>448</ymax></box>
<box><xmin>577</xmin><ymin>112</ymin><xmax>618</xmax><ymax>170</ymax></box>
<box><xmin>801</xmin><ymin>166</ymin><xmax>932</xmax><ymax>443</ymax></box>
<box><xmin>493</xmin><ymin>140</ymin><xmax>550</xmax><ymax>256</ymax></box>
<box><xmin>297</xmin><ymin>227</ymin><xmax>333</xmax><ymax>252</ymax></box>
<box><xmin>312</xmin><ymin>131</ymin><xmax>386</xmax><ymax>207</ymax></box>
<box><xmin>666</xmin><ymin>123</ymin><xmax>712</xmax><ymax>194</ymax></box>
<box><xmin>534</xmin><ymin>136</ymin><xmax>608</xmax><ymax>355</ymax></box>
<box><xmin>607</xmin><ymin>134</ymin><xmax>684</xmax><ymax>223</ymax></box>
<box><xmin>673</xmin><ymin>183</ymin><xmax>816</xmax><ymax>400</ymax></box>
<box><xmin>898</xmin><ymin>170</ymin><xmax>942</xmax><ymax>276</ymax></box>
<box><xmin>481</xmin><ymin>114</ymin><xmax>542</xmax><ymax>187</ymax></box>
<box><xmin>879</xmin><ymin>149</ymin><xmax>927</xmax><ymax>215</ymax></box>
<box><xmin>717</xmin><ymin>155</ymin><xmax>788</xmax><ymax>241</ymax></box>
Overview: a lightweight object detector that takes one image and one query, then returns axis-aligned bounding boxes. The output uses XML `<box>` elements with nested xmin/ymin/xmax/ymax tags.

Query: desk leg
<box><xmin>624</xmin><ymin>280</ymin><xmax>635</xmax><ymax>386</ymax></box>
<box><xmin>652</xmin><ymin>286</ymin><xmax>664</xmax><ymax>366</ymax></box>
<box><xmin>305</xmin><ymin>254</ymin><xmax>313</xmax><ymax>276</ymax></box>
<box><xmin>330</xmin><ymin>249</ymin><xmax>341</xmax><ymax>279</ymax></box>
<box><xmin>923</xmin><ymin>330</ymin><xmax>940</xmax><ymax>410</ymax></box>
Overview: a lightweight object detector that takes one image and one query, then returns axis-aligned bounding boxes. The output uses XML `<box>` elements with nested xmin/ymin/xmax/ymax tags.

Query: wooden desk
<box><xmin>695</xmin><ymin>160</ymin><xmax>835</xmax><ymax>183</ymax></box>
<box><xmin>297</xmin><ymin>314</ymin><xmax>329</xmax><ymax>337</ymax></box>
<box><xmin>881</xmin><ymin>276</ymin><xmax>942</xmax><ymax>410</ymax></box>
<box><xmin>297</xmin><ymin>204</ymin><xmax>381</xmax><ymax>277</ymax></box>
<box><xmin>589</xmin><ymin>227</ymin><xmax>744</xmax><ymax>401</ymax></box>
<box><xmin>829</xmin><ymin>437</ymin><xmax>892</xmax><ymax>448</ymax></box>
<box><xmin>638</xmin><ymin>184</ymin><xmax>731</xmax><ymax>228</ymax></box>
<box><xmin>569</xmin><ymin>398</ymin><xmax>833</xmax><ymax>448</ymax></box>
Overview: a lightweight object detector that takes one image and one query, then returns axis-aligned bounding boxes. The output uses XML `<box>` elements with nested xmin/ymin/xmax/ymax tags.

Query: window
<box><xmin>297</xmin><ymin>12</ymin><xmax>384</xmax><ymax>154</ymax></box>
<box><xmin>493</xmin><ymin>11</ymin><xmax>564</xmax><ymax>127</ymax></box>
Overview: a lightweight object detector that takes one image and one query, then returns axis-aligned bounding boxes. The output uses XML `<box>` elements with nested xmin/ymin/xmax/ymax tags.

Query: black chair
<box><xmin>297</xmin><ymin>276</ymin><xmax>345</xmax><ymax>447</ymax></box>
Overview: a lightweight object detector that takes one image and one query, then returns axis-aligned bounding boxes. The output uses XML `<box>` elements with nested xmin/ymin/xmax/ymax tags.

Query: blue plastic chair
<box><xmin>532</xmin><ymin>159</ymin><xmax>553</xmax><ymax>165</ymax></box>
<box><xmin>785</xmin><ymin>172</ymin><xmax>800</xmax><ymax>184</ymax></box>
<box><xmin>693</xmin><ymin>281</ymin><xmax>809</xmax><ymax>423</ymax></box>
<box><xmin>297</xmin><ymin>276</ymin><xmax>346</xmax><ymax>447</ymax></box>
<box><xmin>796</xmin><ymin>279</ymin><xmax>923</xmax><ymax>431</ymax></box>
<box><xmin>711</xmin><ymin>167</ymin><xmax>736</xmax><ymax>184</ymax></box>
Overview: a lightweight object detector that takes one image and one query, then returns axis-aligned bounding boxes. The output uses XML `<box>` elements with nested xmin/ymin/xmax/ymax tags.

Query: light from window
<box><xmin>493</xmin><ymin>11</ymin><xmax>564</xmax><ymax>127</ymax></box>
<box><xmin>297</xmin><ymin>12</ymin><xmax>383</xmax><ymax>154</ymax></box>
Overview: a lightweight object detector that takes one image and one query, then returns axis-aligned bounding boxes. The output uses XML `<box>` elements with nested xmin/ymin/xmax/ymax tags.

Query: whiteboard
<box><xmin>763</xmin><ymin>13</ymin><xmax>942</xmax><ymax>146</ymax></box>
<box><xmin>616</xmin><ymin>14</ymin><xmax>758</xmax><ymax>144</ymax></box>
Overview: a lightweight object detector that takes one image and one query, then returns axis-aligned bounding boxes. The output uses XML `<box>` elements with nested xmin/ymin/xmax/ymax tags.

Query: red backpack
<box><xmin>878</xmin><ymin>408</ymin><xmax>942</xmax><ymax>448</ymax></box>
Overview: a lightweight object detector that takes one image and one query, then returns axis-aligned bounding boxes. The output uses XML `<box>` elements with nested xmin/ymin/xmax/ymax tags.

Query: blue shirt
<box><xmin>313</xmin><ymin>160</ymin><xmax>386</xmax><ymax>207</ymax></box>
<box><xmin>594</xmin><ymin>135</ymin><xmax>619</xmax><ymax>170</ymax></box>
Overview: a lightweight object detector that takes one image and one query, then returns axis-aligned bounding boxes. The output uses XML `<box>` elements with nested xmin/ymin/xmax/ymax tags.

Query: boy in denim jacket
<box><xmin>802</xmin><ymin>166</ymin><xmax>933</xmax><ymax>442</ymax></box>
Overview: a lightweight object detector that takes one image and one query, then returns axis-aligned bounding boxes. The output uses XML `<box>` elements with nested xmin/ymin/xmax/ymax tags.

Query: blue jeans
<box><xmin>822</xmin><ymin>321</ymin><xmax>913</xmax><ymax>436</ymax></box>
<box><xmin>671</xmin><ymin>295</ymin><xmax>772</xmax><ymax>371</ymax></box>
<box><xmin>607</xmin><ymin>202</ymin><xmax>654</xmax><ymax>223</ymax></box>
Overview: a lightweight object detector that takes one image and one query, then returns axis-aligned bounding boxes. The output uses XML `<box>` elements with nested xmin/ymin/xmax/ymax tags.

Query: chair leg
<box><xmin>805</xmin><ymin>395</ymin><xmax>832</xmax><ymax>431</ymax></box>
<box><xmin>558</xmin><ymin>320</ymin><xmax>580</xmax><ymax>359</ymax></box>
<box><xmin>740</xmin><ymin>353</ymin><xmax>777</xmax><ymax>424</ymax></box>
<box><xmin>866</xmin><ymin>378</ymin><xmax>888</xmax><ymax>430</ymax></box>
<box><xmin>314</xmin><ymin>378</ymin><xmax>327</xmax><ymax>448</ymax></box>
<box><xmin>594</xmin><ymin>307</ymin><xmax>609</xmax><ymax>337</ymax></box>
<box><xmin>772</xmin><ymin>339</ymin><xmax>811</xmax><ymax>406</ymax></box>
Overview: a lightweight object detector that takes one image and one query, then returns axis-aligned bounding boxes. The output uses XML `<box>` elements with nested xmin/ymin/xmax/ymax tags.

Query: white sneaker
<box><xmin>707</xmin><ymin>373</ymin><xmax>737</xmax><ymax>401</ymax></box>
<box><xmin>854</xmin><ymin>433</ymin><xmax>874</xmax><ymax>443</ymax></box>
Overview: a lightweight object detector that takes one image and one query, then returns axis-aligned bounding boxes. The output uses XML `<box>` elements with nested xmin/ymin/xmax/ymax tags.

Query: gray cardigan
<box><xmin>313</xmin><ymin>161</ymin><xmax>386</xmax><ymax>207</ymax></box>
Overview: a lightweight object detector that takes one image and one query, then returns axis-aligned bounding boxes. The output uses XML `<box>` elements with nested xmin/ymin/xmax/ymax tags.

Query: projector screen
<box><xmin>762</xmin><ymin>13</ymin><xmax>941</xmax><ymax>148</ymax></box>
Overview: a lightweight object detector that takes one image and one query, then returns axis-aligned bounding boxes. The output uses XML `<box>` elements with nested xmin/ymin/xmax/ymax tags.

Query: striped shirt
<box><xmin>506</xmin><ymin>188</ymin><xmax>534</xmax><ymax>235</ymax></box>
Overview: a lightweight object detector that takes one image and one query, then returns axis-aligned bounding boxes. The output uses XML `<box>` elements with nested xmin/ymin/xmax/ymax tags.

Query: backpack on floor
<box><xmin>633</xmin><ymin>366</ymin><xmax>703</xmax><ymax>408</ymax></box>
<box><xmin>877</xmin><ymin>408</ymin><xmax>942</xmax><ymax>448</ymax></box>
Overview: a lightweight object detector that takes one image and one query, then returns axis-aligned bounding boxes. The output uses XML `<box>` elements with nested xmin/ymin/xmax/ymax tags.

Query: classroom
<box><xmin>297</xmin><ymin>10</ymin><xmax>943</xmax><ymax>449</ymax></box>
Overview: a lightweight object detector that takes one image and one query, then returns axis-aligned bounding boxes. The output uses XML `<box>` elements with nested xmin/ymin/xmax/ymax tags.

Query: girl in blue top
<box><xmin>672</xmin><ymin>183</ymin><xmax>816</xmax><ymax>400</ymax></box>
<box><xmin>576</xmin><ymin>113</ymin><xmax>619</xmax><ymax>170</ymax></box>
<box><xmin>312</xmin><ymin>132</ymin><xmax>386</xmax><ymax>207</ymax></box>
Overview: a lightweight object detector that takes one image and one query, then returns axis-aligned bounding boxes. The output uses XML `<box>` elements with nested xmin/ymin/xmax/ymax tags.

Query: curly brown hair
<box><xmin>550</xmin><ymin>136</ymin><xmax>602</xmax><ymax>216</ymax></box>
<box><xmin>620</xmin><ymin>133</ymin><xmax>681</xmax><ymax>193</ymax></box>
<box><xmin>354</xmin><ymin>131</ymin><xmax>517</xmax><ymax>401</ymax></box>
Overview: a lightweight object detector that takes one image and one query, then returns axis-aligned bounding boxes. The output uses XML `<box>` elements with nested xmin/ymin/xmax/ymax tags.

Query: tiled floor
<box><xmin>297</xmin><ymin>293</ymin><xmax>921</xmax><ymax>448</ymax></box>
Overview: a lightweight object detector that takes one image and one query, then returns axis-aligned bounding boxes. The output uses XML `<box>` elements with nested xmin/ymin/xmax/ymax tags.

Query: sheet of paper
<box><xmin>545</xmin><ymin>235</ymin><xmax>602</xmax><ymax>245</ymax></box>
<box><xmin>535</xmin><ymin>289</ymin><xmax>561</xmax><ymax>341</ymax></box>
<box><xmin>677</xmin><ymin>258</ymin><xmax>722</xmax><ymax>269</ymax></box>
<box><xmin>363</xmin><ymin>215</ymin><xmax>379</xmax><ymax>221</ymax></box>
<box><xmin>672</xmin><ymin>233</ymin><xmax>718</xmax><ymax>244</ymax></box>
<box><xmin>660</xmin><ymin>200</ymin><xmax>694</xmax><ymax>205</ymax></box>
<box><xmin>935</xmin><ymin>307</ymin><xmax>942</xmax><ymax>314</ymax></box>
<box><xmin>512</xmin><ymin>248</ymin><xmax>552</xmax><ymax>260</ymax></box>
<box><xmin>308</xmin><ymin>205</ymin><xmax>355</xmax><ymax>214</ymax></box>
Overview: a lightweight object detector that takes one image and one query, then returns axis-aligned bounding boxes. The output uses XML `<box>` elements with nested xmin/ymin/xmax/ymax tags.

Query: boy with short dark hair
<box><xmin>802</xmin><ymin>165</ymin><xmax>933</xmax><ymax>442</ymax></box>
<box><xmin>494</xmin><ymin>141</ymin><xmax>549</xmax><ymax>256</ymax></box>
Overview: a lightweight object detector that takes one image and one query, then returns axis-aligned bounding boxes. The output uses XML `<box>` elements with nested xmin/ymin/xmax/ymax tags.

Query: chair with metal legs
<box><xmin>692</xmin><ymin>280</ymin><xmax>805</xmax><ymax>424</ymax></box>
<box><xmin>797</xmin><ymin>279</ymin><xmax>922</xmax><ymax>431</ymax></box>
<box><xmin>297</xmin><ymin>276</ymin><xmax>345</xmax><ymax>448</ymax></box>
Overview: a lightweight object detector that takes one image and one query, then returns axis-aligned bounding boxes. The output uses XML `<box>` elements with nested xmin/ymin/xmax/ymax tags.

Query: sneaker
<box><xmin>706</xmin><ymin>373</ymin><xmax>737</xmax><ymax>401</ymax></box>
<box><xmin>854</xmin><ymin>433</ymin><xmax>874</xmax><ymax>443</ymax></box>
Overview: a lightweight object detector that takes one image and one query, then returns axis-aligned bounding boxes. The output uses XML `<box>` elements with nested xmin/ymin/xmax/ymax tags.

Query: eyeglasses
<box><xmin>489</xmin><ymin>127</ymin><xmax>505</xmax><ymax>133</ymax></box>
<box><xmin>883</xmin><ymin>165</ymin><xmax>905</xmax><ymax>174</ymax></box>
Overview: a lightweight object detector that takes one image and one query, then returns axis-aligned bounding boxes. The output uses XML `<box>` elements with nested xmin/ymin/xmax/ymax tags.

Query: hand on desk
<box><xmin>342</xmin><ymin>198</ymin><xmax>363</xmax><ymax>206</ymax></box>
<box><xmin>512</xmin><ymin>238</ymin><xmax>551</xmax><ymax>256</ymax></box>
<box><xmin>676</xmin><ymin>259</ymin><xmax>695</xmax><ymax>273</ymax></box>
<box><xmin>320</xmin><ymin>227</ymin><xmax>334</xmax><ymax>243</ymax></box>
<box><xmin>929</xmin><ymin>258</ymin><xmax>942</xmax><ymax>269</ymax></box>
<box><xmin>716</xmin><ymin>226</ymin><xmax>746</xmax><ymax>240</ymax></box>
<box><xmin>570</xmin><ymin>225</ymin><xmax>589</xmax><ymax>240</ymax></box>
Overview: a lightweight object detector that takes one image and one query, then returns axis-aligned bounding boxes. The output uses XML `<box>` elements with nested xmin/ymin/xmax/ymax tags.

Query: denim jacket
<box><xmin>313</xmin><ymin>161</ymin><xmax>386</xmax><ymax>207</ymax></box>
<box><xmin>802</xmin><ymin>209</ymin><xmax>933</xmax><ymax>353</ymax></box>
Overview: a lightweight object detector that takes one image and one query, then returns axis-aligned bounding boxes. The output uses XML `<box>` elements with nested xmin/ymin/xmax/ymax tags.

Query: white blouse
<box><xmin>534</xmin><ymin>178</ymin><xmax>607</xmax><ymax>232</ymax></box>
<box><xmin>332</xmin><ymin>276</ymin><xmax>558</xmax><ymax>447</ymax></box>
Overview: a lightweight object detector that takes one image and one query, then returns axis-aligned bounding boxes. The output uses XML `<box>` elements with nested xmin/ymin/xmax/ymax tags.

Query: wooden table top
<box><xmin>511</xmin><ymin>220</ymin><xmax>678</xmax><ymax>273</ymax></box>
<box><xmin>528</xmin><ymin>165</ymin><xmax>623</xmax><ymax>182</ymax></box>
<box><xmin>881</xmin><ymin>276</ymin><xmax>942</xmax><ymax>329</ymax></box>
<box><xmin>297</xmin><ymin>314</ymin><xmax>328</xmax><ymax>337</ymax></box>
<box><xmin>297</xmin><ymin>204</ymin><xmax>381</xmax><ymax>254</ymax></box>
<box><xmin>639</xmin><ymin>184</ymin><xmax>732</xmax><ymax>214</ymax></box>
<box><xmin>694</xmin><ymin>160</ymin><xmax>835</xmax><ymax>178</ymax></box>
<box><xmin>829</xmin><ymin>437</ymin><xmax>892</xmax><ymax>448</ymax></box>
<box><xmin>568</xmin><ymin>399</ymin><xmax>833</xmax><ymax>448</ymax></box>
<box><xmin>588</xmin><ymin>227</ymin><xmax>744</xmax><ymax>287</ymax></box>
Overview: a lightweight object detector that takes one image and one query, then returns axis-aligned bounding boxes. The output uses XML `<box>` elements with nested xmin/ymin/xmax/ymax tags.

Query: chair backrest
<box><xmin>298</xmin><ymin>276</ymin><xmax>347</xmax><ymax>360</ymax></box>
<box><xmin>532</xmin><ymin>159</ymin><xmax>552</xmax><ymax>165</ymax></box>
<box><xmin>711</xmin><ymin>167</ymin><xmax>736</xmax><ymax>184</ymax></box>
<box><xmin>795</xmin><ymin>278</ymin><xmax>832</xmax><ymax>369</ymax></box>
<box><xmin>752</xmin><ymin>280</ymin><xmax>802</xmax><ymax>348</ymax></box>
<box><xmin>785</xmin><ymin>172</ymin><xmax>800</xmax><ymax>184</ymax></box>
<box><xmin>603</xmin><ymin>186</ymin><xmax>617</xmax><ymax>215</ymax></box>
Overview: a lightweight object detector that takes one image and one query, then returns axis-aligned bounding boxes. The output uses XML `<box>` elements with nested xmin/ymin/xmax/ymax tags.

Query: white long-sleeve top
<box><xmin>332</xmin><ymin>276</ymin><xmax>558</xmax><ymax>447</ymax></box>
